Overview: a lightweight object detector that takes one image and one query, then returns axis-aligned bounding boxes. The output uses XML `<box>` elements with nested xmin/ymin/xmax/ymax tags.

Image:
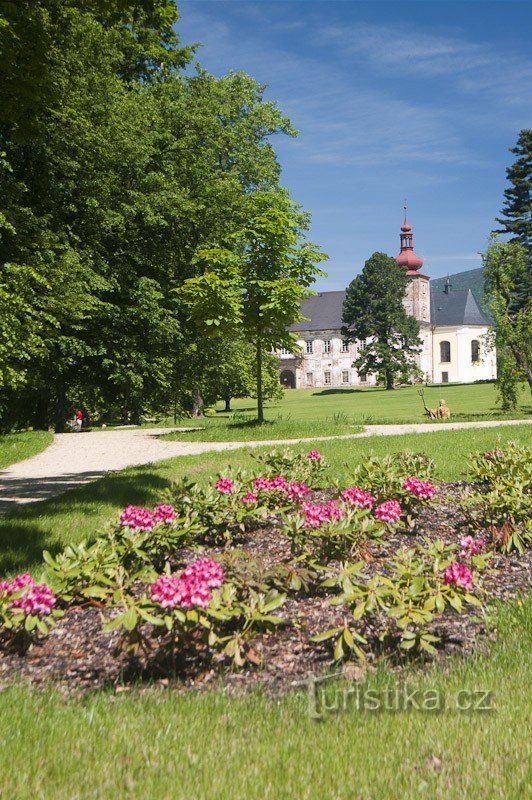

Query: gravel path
<box><xmin>0</xmin><ymin>419</ymin><xmax>530</xmax><ymax>516</ymax></box>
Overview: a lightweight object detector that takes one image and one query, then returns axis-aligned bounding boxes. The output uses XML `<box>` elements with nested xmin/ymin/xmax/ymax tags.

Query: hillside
<box><xmin>430</xmin><ymin>267</ymin><xmax>486</xmax><ymax>308</ymax></box>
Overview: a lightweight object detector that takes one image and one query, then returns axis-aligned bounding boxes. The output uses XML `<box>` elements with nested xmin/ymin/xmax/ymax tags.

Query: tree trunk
<box><xmin>256</xmin><ymin>340</ymin><xmax>264</xmax><ymax>423</ymax></box>
<box><xmin>385</xmin><ymin>368</ymin><xmax>394</xmax><ymax>390</ymax></box>
<box><xmin>224</xmin><ymin>396</ymin><xmax>231</xmax><ymax>412</ymax></box>
<box><xmin>192</xmin><ymin>388</ymin><xmax>204</xmax><ymax>418</ymax></box>
<box><xmin>54</xmin><ymin>386</ymin><xmax>68</xmax><ymax>433</ymax></box>
<box><xmin>33</xmin><ymin>396</ymin><xmax>50</xmax><ymax>430</ymax></box>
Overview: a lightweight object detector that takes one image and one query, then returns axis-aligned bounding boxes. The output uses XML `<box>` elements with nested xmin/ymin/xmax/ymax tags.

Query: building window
<box><xmin>442</xmin><ymin>371</ymin><xmax>449</xmax><ymax>383</ymax></box>
<box><xmin>359</xmin><ymin>372</ymin><xmax>367</xmax><ymax>383</ymax></box>
<box><xmin>306</xmin><ymin>372</ymin><xmax>313</xmax><ymax>385</ymax></box>
<box><xmin>323</xmin><ymin>340</ymin><xmax>331</xmax><ymax>354</ymax></box>
<box><xmin>471</xmin><ymin>340</ymin><xmax>480</xmax><ymax>363</ymax></box>
<box><xmin>342</xmin><ymin>370</ymin><xmax>349</xmax><ymax>383</ymax></box>
<box><xmin>440</xmin><ymin>341</ymin><xmax>451</xmax><ymax>363</ymax></box>
<box><xmin>341</xmin><ymin>340</ymin><xmax>349</xmax><ymax>352</ymax></box>
<box><xmin>306</xmin><ymin>340</ymin><xmax>313</xmax><ymax>354</ymax></box>
<box><xmin>280</xmin><ymin>347</ymin><xmax>291</xmax><ymax>356</ymax></box>
<box><xmin>324</xmin><ymin>370</ymin><xmax>331</xmax><ymax>385</ymax></box>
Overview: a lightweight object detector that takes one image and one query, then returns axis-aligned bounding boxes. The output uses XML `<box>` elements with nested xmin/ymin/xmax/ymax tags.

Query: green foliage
<box><xmin>483</xmin><ymin>235</ymin><xmax>531</xmax><ymax>405</ymax></box>
<box><xmin>251</xmin><ymin>447</ymin><xmax>328</xmax><ymax>488</ymax></box>
<box><xmin>495</xmin><ymin>129</ymin><xmax>532</xmax><ymax>269</ymax></box>
<box><xmin>342</xmin><ymin>252</ymin><xmax>422</xmax><ymax>390</ymax></box>
<box><xmin>283</xmin><ymin>507</ymin><xmax>383</xmax><ymax>565</ymax></box>
<box><xmin>314</xmin><ymin>540</ymin><xmax>486</xmax><ymax>661</ymax></box>
<box><xmin>463</xmin><ymin>441</ymin><xmax>532</xmax><ymax>552</ymax></box>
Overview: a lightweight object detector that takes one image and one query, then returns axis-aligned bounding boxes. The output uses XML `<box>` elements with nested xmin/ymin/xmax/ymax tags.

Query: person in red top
<box><xmin>74</xmin><ymin>408</ymin><xmax>83</xmax><ymax>432</ymax></box>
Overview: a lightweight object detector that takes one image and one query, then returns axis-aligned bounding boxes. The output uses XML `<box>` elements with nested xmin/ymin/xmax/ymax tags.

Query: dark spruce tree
<box><xmin>342</xmin><ymin>252</ymin><xmax>422</xmax><ymax>390</ymax></box>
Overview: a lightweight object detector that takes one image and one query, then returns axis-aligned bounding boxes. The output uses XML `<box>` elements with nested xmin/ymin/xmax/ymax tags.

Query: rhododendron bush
<box><xmin>0</xmin><ymin>444</ymin><xmax>528</xmax><ymax>679</ymax></box>
<box><xmin>462</xmin><ymin>441</ymin><xmax>531</xmax><ymax>553</ymax></box>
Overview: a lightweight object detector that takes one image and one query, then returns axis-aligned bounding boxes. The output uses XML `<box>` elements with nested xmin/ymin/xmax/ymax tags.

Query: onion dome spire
<box><xmin>395</xmin><ymin>204</ymin><xmax>424</xmax><ymax>273</ymax></box>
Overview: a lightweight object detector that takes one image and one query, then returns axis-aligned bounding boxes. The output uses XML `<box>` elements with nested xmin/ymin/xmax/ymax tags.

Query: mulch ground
<box><xmin>1</xmin><ymin>481</ymin><xmax>530</xmax><ymax>696</ymax></box>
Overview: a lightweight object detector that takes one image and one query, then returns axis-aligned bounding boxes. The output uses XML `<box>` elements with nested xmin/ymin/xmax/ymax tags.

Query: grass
<box><xmin>160</xmin><ymin>383</ymin><xmax>531</xmax><ymax>442</ymax></box>
<box><xmin>0</xmin><ymin>430</ymin><xmax>53</xmax><ymax>470</ymax></box>
<box><xmin>1</xmin><ymin>423</ymin><xmax>530</xmax><ymax>577</ymax></box>
<box><xmin>0</xmin><ymin>598</ymin><xmax>530</xmax><ymax>799</ymax></box>
<box><xmin>0</xmin><ymin>424</ymin><xmax>531</xmax><ymax>798</ymax></box>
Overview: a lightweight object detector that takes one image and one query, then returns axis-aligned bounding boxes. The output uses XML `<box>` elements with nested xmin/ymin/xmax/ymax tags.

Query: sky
<box><xmin>177</xmin><ymin>0</ymin><xmax>532</xmax><ymax>290</ymax></box>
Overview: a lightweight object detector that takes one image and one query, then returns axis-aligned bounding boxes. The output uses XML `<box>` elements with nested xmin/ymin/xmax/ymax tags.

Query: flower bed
<box><xmin>0</xmin><ymin>445</ymin><xmax>530</xmax><ymax>695</ymax></box>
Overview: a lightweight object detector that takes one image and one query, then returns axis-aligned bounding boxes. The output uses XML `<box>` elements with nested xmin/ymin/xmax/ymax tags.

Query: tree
<box><xmin>483</xmin><ymin>237</ymin><xmax>531</xmax><ymax>407</ymax></box>
<box><xmin>180</xmin><ymin>190</ymin><xmax>327</xmax><ymax>422</ymax></box>
<box><xmin>495</xmin><ymin>129</ymin><xmax>532</xmax><ymax>274</ymax></box>
<box><xmin>342</xmin><ymin>252</ymin><xmax>422</xmax><ymax>390</ymax></box>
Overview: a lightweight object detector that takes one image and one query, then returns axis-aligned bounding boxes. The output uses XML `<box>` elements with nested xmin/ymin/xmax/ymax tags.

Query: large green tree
<box><xmin>342</xmin><ymin>253</ymin><xmax>422</xmax><ymax>390</ymax></box>
<box><xmin>180</xmin><ymin>190</ymin><xmax>327</xmax><ymax>421</ymax></box>
<box><xmin>495</xmin><ymin>130</ymin><xmax>532</xmax><ymax>272</ymax></box>
<box><xmin>0</xmin><ymin>2</ymin><xmax>301</xmax><ymax>430</ymax></box>
<box><xmin>483</xmin><ymin>237</ymin><xmax>531</xmax><ymax>407</ymax></box>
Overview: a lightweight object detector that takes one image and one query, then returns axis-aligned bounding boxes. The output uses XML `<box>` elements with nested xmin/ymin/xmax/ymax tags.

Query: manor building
<box><xmin>277</xmin><ymin>215</ymin><xmax>496</xmax><ymax>388</ymax></box>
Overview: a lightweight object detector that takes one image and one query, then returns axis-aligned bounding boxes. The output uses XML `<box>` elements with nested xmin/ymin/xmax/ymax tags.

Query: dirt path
<box><xmin>0</xmin><ymin>420</ymin><xmax>530</xmax><ymax>515</ymax></box>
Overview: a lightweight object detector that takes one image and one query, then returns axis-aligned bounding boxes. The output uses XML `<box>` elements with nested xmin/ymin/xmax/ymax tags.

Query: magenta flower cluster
<box><xmin>119</xmin><ymin>503</ymin><xmax>176</xmax><ymax>530</ymax></box>
<box><xmin>214</xmin><ymin>477</ymin><xmax>234</xmax><ymax>494</ymax></box>
<box><xmin>0</xmin><ymin>573</ymin><xmax>56</xmax><ymax>617</ymax></box>
<box><xmin>341</xmin><ymin>486</ymin><xmax>374</xmax><ymax>509</ymax></box>
<box><xmin>150</xmin><ymin>558</ymin><xmax>224</xmax><ymax>610</ymax></box>
<box><xmin>374</xmin><ymin>499</ymin><xmax>402</xmax><ymax>524</ymax></box>
<box><xmin>459</xmin><ymin>536</ymin><xmax>485</xmax><ymax>559</ymax></box>
<box><xmin>250</xmin><ymin>476</ymin><xmax>310</xmax><ymax>503</ymax></box>
<box><xmin>241</xmin><ymin>491</ymin><xmax>258</xmax><ymax>505</ymax></box>
<box><xmin>444</xmin><ymin>562</ymin><xmax>473</xmax><ymax>592</ymax></box>
<box><xmin>301</xmin><ymin>500</ymin><xmax>344</xmax><ymax>528</ymax></box>
<box><xmin>402</xmin><ymin>476</ymin><xmax>435</xmax><ymax>500</ymax></box>
<box><xmin>307</xmin><ymin>450</ymin><xmax>321</xmax><ymax>461</ymax></box>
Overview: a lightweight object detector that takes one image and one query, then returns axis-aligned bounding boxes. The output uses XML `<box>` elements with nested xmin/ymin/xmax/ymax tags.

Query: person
<box><xmin>74</xmin><ymin>408</ymin><xmax>83</xmax><ymax>432</ymax></box>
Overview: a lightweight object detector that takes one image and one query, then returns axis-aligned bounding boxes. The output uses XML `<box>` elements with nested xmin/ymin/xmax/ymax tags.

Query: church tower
<box><xmin>395</xmin><ymin>209</ymin><xmax>430</xmax><ymax>323</ymax></box>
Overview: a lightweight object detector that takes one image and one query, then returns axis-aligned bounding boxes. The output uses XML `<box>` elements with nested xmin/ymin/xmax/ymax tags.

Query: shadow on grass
<box><xmin>0</xmin><ymin>470</ymin><xmax>170</xmax><ymax>575</ymax></box>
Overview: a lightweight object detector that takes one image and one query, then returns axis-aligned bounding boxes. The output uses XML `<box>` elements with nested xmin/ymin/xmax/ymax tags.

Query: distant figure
<box><xmin>438</xmin><ymin>399</ymin><xmax>450</xmax><ymax>419</ymax></box>
<box><xmin>75</xmin><ymin>408</ymin><xmax>83</xmax><ymax>432</ymax></box>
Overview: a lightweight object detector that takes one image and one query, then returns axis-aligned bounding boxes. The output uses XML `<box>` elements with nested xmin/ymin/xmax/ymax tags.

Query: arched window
<box><xmin>471</xmin><ymin>340</ymin><xmax>480</xmax><ymax>363</ymax></box>
<box><xmin>440</xmin><ymin>341</ymin><xmax>451</xmax><ymax>363</ymax></box>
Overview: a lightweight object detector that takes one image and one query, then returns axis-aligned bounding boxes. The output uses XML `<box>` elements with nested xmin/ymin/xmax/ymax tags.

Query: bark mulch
<box><xmin>1</xmin><ymin>482</ymin><xmax>530</xmax><ymax>696</ymax></box>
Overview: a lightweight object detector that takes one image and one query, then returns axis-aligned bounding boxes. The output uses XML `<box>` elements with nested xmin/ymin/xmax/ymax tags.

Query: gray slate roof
<box><xmin>289</xmin><ymin>291</ymin><xmax>347</xmax><ymax>331</ymax></box>
<box><xmin>289</xmin><ymin>288</ymin><xmax>491</xmax><ymax>332</ymax></box>
<box><xmin>430</xmin><ymin>289</ymin><xmax>492</xmax><ymax>326</ymax></box>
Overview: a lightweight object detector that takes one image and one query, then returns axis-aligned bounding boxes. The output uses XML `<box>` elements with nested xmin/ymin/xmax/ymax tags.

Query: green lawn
<box><xmin>1</xmin><ymin>424</ymin><xmax>530</xmax><ymax>577</ymax></box>
<box><xmin>161</xmin><ymin>383</ymin><xmax>531</xmax><ymax>442</ymax></box>
<box><xmin>0</xmin><ymin>598</ymin><xmax>530</xmax><ymax>799</ymax></box>
<box><xmin>0</xmin><ymin>430</ymin><xmax>53</xmax><ymax>470</ymax></box>
<box><xmin>1</xmin><ymin>424</ymin><xmax>531</xmax><ymax>800</ymax></box>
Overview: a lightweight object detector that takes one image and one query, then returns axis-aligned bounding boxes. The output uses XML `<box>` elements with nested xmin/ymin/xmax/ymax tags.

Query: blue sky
<box><xmin>177</xmin><ymin>1</ymin><xmax>532</xmax><ymax>290</ymax></box>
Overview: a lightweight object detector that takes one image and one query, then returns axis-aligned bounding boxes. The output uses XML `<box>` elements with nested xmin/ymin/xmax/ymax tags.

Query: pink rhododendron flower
<box><xmin>8</xmin><ymin>573</ymin><xmax>36</xmax><ymax>594</ymax></box>
<box><xmin>153</xmin><ymin>504</ymin><xmax>176</xmax><ymax>525</ymax></box>
<box><xmin>307</xmin><ymin>450</ymin><xmax>321</xmax><ymax>461</ymax></box>
<box><xmin>0</xmin><ymin>580</ymin><xmax>10</xmax><ymax>595</ymax></box>
<box><xmin>287</xmin><ymin>482</ymin><xmax>311</xmax><ymax>502</ymax></box>
<box><xmin>341</xmin><ymin>486</ymin><xmax>374</xmax><ymax>509</ymax></box>
<box><xmin>183</xmin><ymin>558</ymin><xmax>224</xmax><ymax>589</ymax></box>
<box><xmin>444</xmin><ymin>562</ymin><xmax>473</xmax><ymax>592</ymax></box>
<box><xmin>374</xmin><ymin>499</ymin><xmax>402</xmax><ymax>524</ymax></box>
<box><xmin>459</xmin><ymin>536</ymin><xmax>485</xmax><ymax>559</ymax></box>
<box><xmin>150</xmin><ymin>559</ymin><xmax>224</xmax><ymax>611</ymax></box>
<box><xmin>302</xmin><ymin>500</ymin><xmax>344</xmax><ymax>528</ymax></box>
<box><xmin>120</xmin><ymin>505</ymin><xmax>155</xmax><ymax>531</ymax></box>
<box><xmin>10</xmin><ymin>583</ymin><xmax>56</xmax><ymax>617</ymax></box>
<box><xmin>242</xmin><ymin>491</ymin><xmax>258</xmax><ymax>505</ymax></box>
<box><xmin>252</xmin><ymin>477</ymin><xmax>271</xmax><ymax>492</ymax></box>
<box><xmin>214</xmin><ymin>477</ymin><xmax>234</xmax><ymax>494</ymax></box>
<box><xmin>268</xmin><ymin>475</ymin><xmax>288</xmax><ymax>491</ymax></box>
<box><xmin>402</xmin><ymin>476</ymin><xmax>435</xmax><ymax>500</ymax></box>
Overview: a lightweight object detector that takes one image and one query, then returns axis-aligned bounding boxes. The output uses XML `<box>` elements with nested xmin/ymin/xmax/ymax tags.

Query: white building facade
<box><xmin>277</xmin><ymin>216</ymin><xmax>496</xmax><ymax>388</ymax></box>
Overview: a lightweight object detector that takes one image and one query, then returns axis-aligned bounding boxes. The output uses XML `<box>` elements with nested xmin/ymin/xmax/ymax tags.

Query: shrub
<box><xmin>251</xmin><ymin>448</ymin><xmax>328</xmax><ymax>488</ymax></box>
<box><xmin>0</xmin><ymin>574</ymin><xmax>62</xmax><ymax>651</ymax></box>
<box><xmin>462</xmin><ymin>442</ymin><xmax>531</xmax><ymax>552</ymax></box>
<box><xmin>313</xmin><ymin>539</ymin><xmax>487</xmax><ymax>661</ymax></box>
